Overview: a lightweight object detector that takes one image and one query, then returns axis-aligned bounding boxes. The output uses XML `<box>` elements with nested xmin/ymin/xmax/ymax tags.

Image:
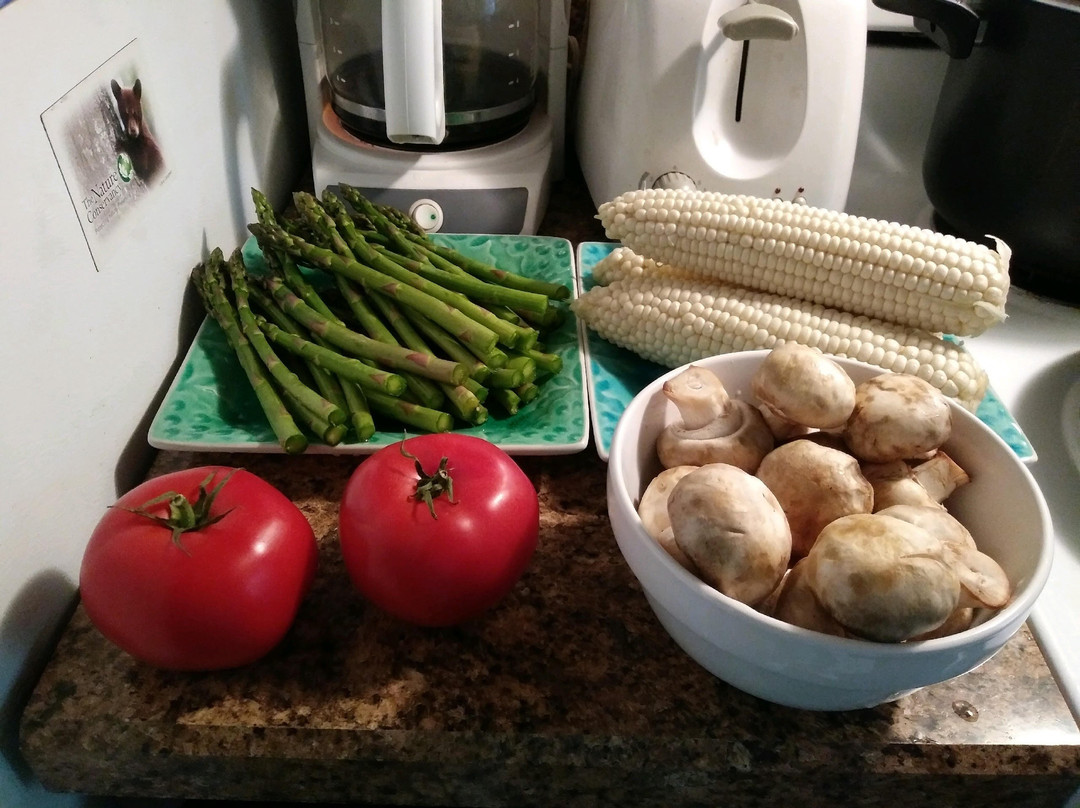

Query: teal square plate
<box><xmin>148</xmin><ymin>235</ymin><xmax>589</xmax><ymax>456</ymax></box>
<box><xmin>576</xmin><ymin>241</ymin><xmax>1036</xmax><ymax>464</ymax></box>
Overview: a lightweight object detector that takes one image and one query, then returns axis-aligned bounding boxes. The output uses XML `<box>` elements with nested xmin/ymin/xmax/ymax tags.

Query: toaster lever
<box><xmin>718</xmin><ymin>1</ymin><xmax>799</xmax><ymax>41</ymax></box>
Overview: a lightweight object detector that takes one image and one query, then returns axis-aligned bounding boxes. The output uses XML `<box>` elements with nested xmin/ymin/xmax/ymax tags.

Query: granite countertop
<box><xmin>19</xmin><ymin>167</ymin><xmax>1080</xmax><ymax>807</ymax></box>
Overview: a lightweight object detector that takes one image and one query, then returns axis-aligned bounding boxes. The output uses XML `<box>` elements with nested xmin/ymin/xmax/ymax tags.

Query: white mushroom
<box><xmin>656</xmin><ymin>365</ymin><xmax>775</xmax><ymax>472</ymax></box>
<box><xmin>770</xmin><ymin>559</ymin><xmax>849</xmax><ymax>637</ymax></box>
<box><xmin>655</xmin><ymin>526</ymin><xmax>700</xmax><ymax>575</ymax></box>
<box><xmin>804</xmin><ymin>513</ymin><xmax>961</xmax><ymax>642</ymax></box>
<box><xmin>876</xmin><ymin>503</ymin><xmax>977</xmax><ymax>551</ymax></box>
<box><xmin>755</xmin><ymin>439</ymin><xmax>874</xmax><ymax>559</ymax></box>
<box><xmin>750</xmin><ymin>343</ymin><xmax>857</xmax><ymax>439</ymax></box>
<box><xmin>911</xmin><ymin>607</ymin><xmax>975</xmax><ymax>640</ymax></box>
<box><xmin>862</xmin><ymin>453</ymin><xmax>970</xmax><ymax>511</ymax></box>
<box><xmin>668</xmin><ymin>463</ymin><xmax>792</xmax><ymax>606</ymax></box>
<box><xmin>637</xmin><ymin>465</ymin><xmax>699</xmax><ymax>573</ymax></box>
<box><xmin>940</xmin><ymin>541</ymin><xmax>1012</xmax><ymax>610</ymax></box>
<box><xmin>843</xmin><ymin>373</ymin><xmax>953</xmax><ymax>463</ymax></box>
<box><xmin>637</xmin><ymin>465</ymin><xmax>699</xmax><ymax>541</ymax></box>
<box><xmin>877</xmin><ymin>503</ymin><xmax>1010</xmax><ymax>610</ymax></box>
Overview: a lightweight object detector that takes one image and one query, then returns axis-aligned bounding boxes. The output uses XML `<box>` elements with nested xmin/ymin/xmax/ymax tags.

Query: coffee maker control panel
<box><xmin>327</xmin><ymin>185</ymin><xmax>530</xmax><ymax>235</ymax></box>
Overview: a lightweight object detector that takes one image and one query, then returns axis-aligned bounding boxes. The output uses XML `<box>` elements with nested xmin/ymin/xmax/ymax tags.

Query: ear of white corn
<box><xmin>574</xmin><ymin>251</ymin><xmax>989</xmax><ymax>411</ymax></box>
<box><xmin>597</xmin><ymin>189</ymin><xmax>1010</xmax><ymax>338</ymax></box>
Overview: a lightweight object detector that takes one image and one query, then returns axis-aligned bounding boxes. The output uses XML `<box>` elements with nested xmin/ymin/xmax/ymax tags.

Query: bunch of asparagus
<box><xmin>190</xmin><ymin>185</ymin><xmax>571</xmax><ymax>453</ymax></box>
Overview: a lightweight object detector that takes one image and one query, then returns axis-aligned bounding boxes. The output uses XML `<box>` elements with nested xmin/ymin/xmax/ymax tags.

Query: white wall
<box><xmin>0</xmin><ymin>1</ymin><xmax>308</xmax><ymax>805</ymax></box>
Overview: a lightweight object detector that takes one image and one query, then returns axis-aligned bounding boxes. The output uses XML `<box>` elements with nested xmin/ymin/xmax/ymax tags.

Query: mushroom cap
<box><xmin>637</xmin><ymin>465</ymin><xmax>699</xmax><ymax>541</ymax></box>
<box><xmin>771</xmin><ymin>559</ymin><xmax>850</xmax><ymax>637</ymax></box>
<box><xmin>876</xmin><ymin>503</ymin><xmax>1008</xmax><ymax>608</ymax></box>
<box><xmin>750</xmin><ymin>343</ymin><xmax>856</xmax><ymax>430</ymax></box>
<box><xmin>911</xmin><ymin>606</ymin><xmax>975</xmax><ymax>640</ymax></box>
<box><xmin>655</xmin><ymin>526</ymin><xmax>700</xmax><ymax>575</ymax></box>
<box><xmin>805</xmin><ymin>513</ymin><xmax>960</xmax><ymax>642</ymax></box>
<box><xmin>843</xmin><ymin>373</ymin><xmax>953</xmax><ymax>463</ymax></box>
<box><xmin>876</xmin><ymin>503</ymin><xmax>977</xmax><ymax>551</ymax></box>
<box><xmin>657</xmin><ymin>398</ymin><xmax>775</xmax><ymax>472</ymax></box>
<box><xmin>941</xmin><ymin>541</ymin><xmax>1012</xmax><ymax>610</ymax></box>
<box><xmin>755</xmin><ymin>439</ymin><xmax>874</xmax><ymax>559</ymax></box>
<box><xmin>668</xmin><ymin>463</ymin><xmax>792</xmax><ymax>606</ymax></box>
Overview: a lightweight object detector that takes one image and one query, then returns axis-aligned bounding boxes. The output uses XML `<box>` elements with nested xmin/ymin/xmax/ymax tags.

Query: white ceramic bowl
<box><xmin>607</xmin><ymin>350</ymin><xmax>1053</xmax><ymax>711</ymax></box>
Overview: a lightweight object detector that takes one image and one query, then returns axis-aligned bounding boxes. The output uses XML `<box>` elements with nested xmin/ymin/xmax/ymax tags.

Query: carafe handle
<box><xmin>381</xmin><ymin>0</ymin><xmax>446</xmax><ymax>145</ymax></box>
<box><xmin>718</xmin><ymin>1</ymin><xmax>799</xmax><ymax>41</ymax></box>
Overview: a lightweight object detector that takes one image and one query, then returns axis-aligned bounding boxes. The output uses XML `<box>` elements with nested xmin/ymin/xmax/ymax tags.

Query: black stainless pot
<box><xmin>874</xmin><ymin>0</ymin><xmax>1080</xmax><ymax>303</ymax></box>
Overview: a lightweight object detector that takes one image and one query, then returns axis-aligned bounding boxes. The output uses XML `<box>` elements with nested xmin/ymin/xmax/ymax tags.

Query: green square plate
<box><xmin>576</xmin><ymin>241</ymin><xmax>1036</xmax><ymax>464</ymax></box>
<box><xmin>148</xmin><ymin>234</ymin><xmax>589</xmax><ymax>455</ymax></box>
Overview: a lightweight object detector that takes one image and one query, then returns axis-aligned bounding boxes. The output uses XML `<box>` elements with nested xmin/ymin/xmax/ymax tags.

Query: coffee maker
<box><xmin>295</xmin><ymin>0</ymin><xmax>569</xmax><ymax>235</ymax></box>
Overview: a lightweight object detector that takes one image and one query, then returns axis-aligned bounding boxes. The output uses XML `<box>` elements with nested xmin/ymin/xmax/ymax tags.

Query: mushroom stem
<box><xmin>663</xmin><ymin>365</ymin><xmax>737</xmax><ymax>431</ymax></box>
<box><xmin>912</xmin><ymin>452</ymin><xmax>970</xmax><ymax>503</ymax></box>
<box><xmin>657</xmin><ymin>366</ymin><xmax>775</xmax><ymax>472</ymax></box>
<box><xmin>863</xmin><ymin>453</ymin><xmax>970</xmax><ymax>511</ymax></box>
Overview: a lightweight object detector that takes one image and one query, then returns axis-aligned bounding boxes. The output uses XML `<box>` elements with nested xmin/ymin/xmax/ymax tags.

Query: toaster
<box><xmin>575</xmin><ymin>0</ymin><xmax>867</xmax><ymax>211</ymax></box>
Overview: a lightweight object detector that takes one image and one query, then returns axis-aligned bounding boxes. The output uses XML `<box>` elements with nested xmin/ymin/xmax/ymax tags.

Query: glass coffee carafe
<box><xmin>318</xmin><ymin>0</ymin><xmax>541</xmax><ymax>150</ymax></box>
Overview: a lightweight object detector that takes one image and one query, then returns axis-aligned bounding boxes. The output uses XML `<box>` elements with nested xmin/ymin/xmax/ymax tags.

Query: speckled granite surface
<box><xmin>19</xmin><ymin>447</ymin><xmax>1080</xmax><ymax>806</ymax></box>
<box><xmin>18</xmin><ymin>168</ymin><xmax>1080</xmax><ymax>807</ymax></box>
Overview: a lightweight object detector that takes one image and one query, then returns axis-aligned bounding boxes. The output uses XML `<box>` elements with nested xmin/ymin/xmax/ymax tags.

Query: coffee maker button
<box><xmin>409</xmin><ymin>199</ymin><xmax>445</xmax><ymax>233</ymax></box>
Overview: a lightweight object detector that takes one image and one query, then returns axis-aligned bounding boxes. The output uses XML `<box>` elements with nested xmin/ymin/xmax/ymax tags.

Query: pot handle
<box><xmin>871</xmin><ymin>0</ymin><xmax>980</xmax><ymax>58</ymax></box>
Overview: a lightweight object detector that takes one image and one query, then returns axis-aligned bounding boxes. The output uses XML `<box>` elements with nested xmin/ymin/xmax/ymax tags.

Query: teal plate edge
<box><xmin>147</xmin><ymin>234</ymin><xmax>589</xmax><ymax>456</ymax></box>
<box><xmin>575</xmin><ymin>241</ymin><xmax>1037</xmax><ymax>464</ymax></box>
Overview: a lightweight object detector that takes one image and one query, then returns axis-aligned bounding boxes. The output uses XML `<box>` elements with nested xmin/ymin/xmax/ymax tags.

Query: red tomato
<box><xmin>79</xmin><ymin>466</ymin><xmax>317</xmax><ymax>671</ymax></box>
<box><xmin>338</xmin><ymin>434</ymin><xmax>539</xmax><ymax>626</ymax></box>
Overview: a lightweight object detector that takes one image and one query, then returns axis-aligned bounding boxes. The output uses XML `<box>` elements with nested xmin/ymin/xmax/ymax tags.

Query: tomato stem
<box><xmin>400</xmin><ymin>440</ymin><xmax>455</xmax><ymax>519</ymax></box>
<box><xmin>112</xmin><ymin>469</ymin><xmax>238</xmax><ymax>551</ymax></box>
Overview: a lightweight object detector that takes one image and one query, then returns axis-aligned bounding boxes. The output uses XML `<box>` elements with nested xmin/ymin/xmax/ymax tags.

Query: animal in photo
<box><xmin>111</xmin><ymin>78</ymin><xmax>164</xmax><ymax>182</ymax></box>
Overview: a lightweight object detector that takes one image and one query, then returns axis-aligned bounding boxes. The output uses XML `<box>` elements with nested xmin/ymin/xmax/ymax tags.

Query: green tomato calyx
<box><xmin>400</xmin><ymin>440</ymin><xmax>455</xmax><ymax>519</ymax></box>
<box><xmin>113</xmin><ymin>469</ymin><xmax>238</xmax><ymax>552</ymax></box>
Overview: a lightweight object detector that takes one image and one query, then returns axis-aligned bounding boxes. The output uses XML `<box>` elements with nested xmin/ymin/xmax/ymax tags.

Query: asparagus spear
<box><xmin>247</xmin><ymin>283</ymin><xmax>348</xmax><ymax>409</ymax></box>
<box><xmin>267</xmin><ymin>247</ymin><xmax>340</xmax><ymax>322</ymax></box>
<box><xmin>491</xmin><ymin>387</ymin><xmax>522</xmax><ymax>416</ymax></box>
<box><xmin>339</xmin><ymin>379</ymin><xmax>376</xmax><ymax>442</ymax></box>
<box><xmin>225</xmin><ymin>249</ymin><xmax>348</xmax><ymax>428</ymax></box>
<box><xmin>293</xmin><ymin>192</ymin><xmax>450</xmax><ymax>410</ymax></box>
<box><xmin>333</xmin><ymin>276</ymin><xmax>447</xmax><ymax>409</ymax></box>
<box><xmin>256</xmin><ymin>317</ymin><xmax>408</xmax><ymax>397</ymax></box>
<box><xmin>320</xmin><ymin>188</ymin><xmax>567</xmax><ymax>333</ymax></box>
<box><xmin>463</xmin><ymin>376</ymin><xmax>489</xmax><ymax>403</ymax></box>
<box><xmin>487</xmin><ymin>365</ymin><xmax>526</xmax><ymax>390</ymax></box>
<box><xmin>504</xmin><ymin>355</ymin><xmax>537</xmax><ymax>385</ymax></box>
<box><xmin>315</xmin><ymin>191</ymin><xmax>535</xmax><ymax>352</ymax></box>
<box><xmin>510</xmin><ymin>345</ymin><xmax>563</xmax><ymax>376</ymax></box>
<box><xmin>249</xmin><ymin>221</ymin><xmax>502</xmax><ymax>359</ymax></box>
<box><xmin>416</xmin><ymin>238</ymin><xmax>571</xmax><ymax>301</ymax></box>
<box><xmin>367</xmin><ymin>292</ymin><xmax>487</xmax><ymax>424</ymax></box>
<box><xmin>277</xmin><ymin>384</ymin><xmax>347</xmax><ymax>446</ymax></box>
<box><xmin>262</xmin><ymin>275</ymin><xmax>469</xmax><ymax>385</ymax></box>
<box><xmin>338</xmin><ymin>185</ymin><xmax>426</xmax><ymax>257</ymax></box>
<box><xmin>191</xmin><ymin>249</ymin><xmax>307</xmax><ymax>454</ymax></box>
<box><xmin>365</xmin><ymin>391</ymin><xmax>454</xmax><ymax>434</ymax></box>
<box><xmin>374</xmin><ymin>244</ymin><xmax>552</xmax><ymax>317</ymax></box>
<box><xmin>249</xmin><ymin>270</ymin><xmax>382</xmax><ymax>442</ymax></box>
<box><xmin>515</xmin><ymin>382</ymin><xmax>540</xmax><ymax>405</ymax></box>
<box><xmin>399</xmin><ymin>305</ymin><xmax>494</xmax><ymax>381</ymax></box>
